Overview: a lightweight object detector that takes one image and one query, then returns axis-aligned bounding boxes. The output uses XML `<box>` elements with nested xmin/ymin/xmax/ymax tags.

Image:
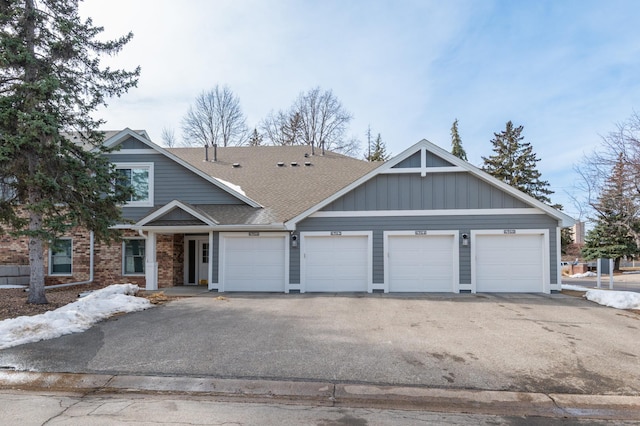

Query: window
<box><xmin>123</xmin><ymin>239</ymin><xmax>145</xmax><ymax>275</ymax></box>
<box><xmin>50</xmin><ymin>239</ymin><xmax>72</xmax><ymax>275</ymax></box>
<box><xmin>115</xmin><ymin>163</ymin><xmax>153</xmax><ymax>207</ymax></box>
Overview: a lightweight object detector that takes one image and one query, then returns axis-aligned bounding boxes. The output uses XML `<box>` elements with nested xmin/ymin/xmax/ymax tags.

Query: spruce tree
<box><xmin>450</xmin><ymin>119</ymin><xmax>467</xmax><ymax>161</ymax></box>
<box><xmin>248</xmin><ymin>128</ymin><xmax>263</xmax><ymax>146</ymax></box>
<box><xmin>0</xmin><ymin>0</ymin><xmax>139</xmax><ymax>303</ymax></box>
<box><xmin>482</xmin><ymin>121</ymin><xmax>555</xmax><ymax>206</ymax></box>
<box><xmin>366</xmin><ymin>133</ymin><xmax>390</xmax><ymax>162</ymax></box>
<box><xmin>582</xmin><ymin>153</ymin><xmax>640</xmax><ymax>269</ymax></box>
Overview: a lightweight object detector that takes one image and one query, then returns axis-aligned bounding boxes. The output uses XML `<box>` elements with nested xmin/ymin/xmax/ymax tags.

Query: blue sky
<box><xmin>80</xmin><ymin>0</ymin><xmax>640</xmax><ymax>219</ymax></box>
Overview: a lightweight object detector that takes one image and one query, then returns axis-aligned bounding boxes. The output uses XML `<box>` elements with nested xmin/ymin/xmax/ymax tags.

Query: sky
<box><xmin>78</xmin><ymin>0</ymin><xmax>640</xmax><ymax>220</ymax></box>
<box><xmin>0</xmin><ymin>283</ymin><xmax>638</xmax><ymax>350</ymax></box>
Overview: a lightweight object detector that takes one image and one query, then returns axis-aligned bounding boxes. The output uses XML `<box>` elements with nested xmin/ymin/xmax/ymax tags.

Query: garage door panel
<box><xmin>475</xmin><ymin>233</ymin><xmax>544</xmax><ymax>293</ymax></box>
<box><xmin>388</xmin><ymin>234</ymin><xmax>455</xmax><ymax>292</ymax></box>
<box><xmin>304</xmin><ymin>235</ymin><xmax>368</xmax><ymax>292</ymax></box>
<box><xmin>223</xmin><ymin>236</ymin><xmax>286</xmax><ymax>292</ymax></box>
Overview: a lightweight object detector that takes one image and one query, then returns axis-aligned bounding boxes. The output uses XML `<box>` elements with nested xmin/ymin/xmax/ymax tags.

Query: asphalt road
<box><xmin>1</xmin><ymin>292</ymin><xmax>639</xmax><ymax>395</ymax></box>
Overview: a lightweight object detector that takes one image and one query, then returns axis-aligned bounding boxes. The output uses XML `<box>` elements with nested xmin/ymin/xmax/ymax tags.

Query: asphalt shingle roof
<box><xmin>168</xmin><ymin>146</ymin><xmax>381</xmax><ymax>223</ymax></box>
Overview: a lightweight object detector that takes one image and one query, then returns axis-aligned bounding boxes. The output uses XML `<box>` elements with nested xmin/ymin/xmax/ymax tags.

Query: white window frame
<box><xmin>122</xmin><ymin>237</ymin><xmax>146</xmax><ymax>276</ymax></box>
<box><xmin>49</xmin><ymin>238</ymin><xmax>73</xmax><ymax>276</ymax></box>
<box><xmin>114</xmin><ymin>162</ymin><xmax>154</xmax><ymax>207</ymax></box>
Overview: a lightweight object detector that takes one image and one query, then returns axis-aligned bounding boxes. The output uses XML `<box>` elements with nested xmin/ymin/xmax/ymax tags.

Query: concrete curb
<box><xmin>1</xmin><ymin>371</ymin><xmax>639</xmax><ymax>420</ymax></box>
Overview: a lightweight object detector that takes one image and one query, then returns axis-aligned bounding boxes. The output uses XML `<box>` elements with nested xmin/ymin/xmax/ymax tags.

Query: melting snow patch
<box><xmin>0</xmin><ymin>284</ymin><xmax>152</xmax><ymax>350</ymax></box>
<box><xmin>585</xmin><ymin>289</ymin><xmax>640</xmax><ymax>310</ymax></box>
<box><xmin>561</xmin><ymin>284</ymin><xmax>590</xmax><ymax>292</ymax></box>
<box><xmin>570</xmin><ymin>271</ymin><xmax>597</xmax><ymax>278</ymax></box>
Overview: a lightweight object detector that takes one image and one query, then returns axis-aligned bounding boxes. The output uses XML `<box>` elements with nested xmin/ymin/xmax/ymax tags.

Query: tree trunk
<box><xmin>27</xmin><ymin>210</ymin><xmax>47</xmax><ymax>304</ymax></box>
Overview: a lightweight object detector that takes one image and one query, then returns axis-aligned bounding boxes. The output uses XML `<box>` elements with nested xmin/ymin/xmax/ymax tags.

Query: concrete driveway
<box><xmin>1</xmin><ymin>292</ymin><xmax>639</xmax><ymax>395</ymax></box>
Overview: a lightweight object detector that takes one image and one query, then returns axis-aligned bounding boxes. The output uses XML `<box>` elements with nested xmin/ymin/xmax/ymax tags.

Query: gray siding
<box><xmin>392</xmin><ymin>150</ymin><xmax>454</xmax><ymax>168</ymax></box>
<box><xmin>119</xmin><ymin>137</ymin><xmax>148</xmax><ymax>149</ymax></box>
<box><xmin>294</xmin><ymin>214</ymin><xmax>559</xmax><ymax>286</ymax></box>
<box><xmin>106</xmin><ymin>153</ymin><xmax>245</xmax><ymax>222</ymax></box>
<box><xmin>323</xmin><ymin>173</ymin><xmax>529</xmax><ymax>211</ymax></box>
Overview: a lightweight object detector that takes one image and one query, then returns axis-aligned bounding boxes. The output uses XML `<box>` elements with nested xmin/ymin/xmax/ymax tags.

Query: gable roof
<box><xmin>168</xmin><ymin>145</ymin><xmax>381</xmax><ymax>223</ymax></box>
<box><xmin>285</xmin><ymin>139</ymin><xmax>576</xmax><ymax>228</ymax></box>
<box><xmin>101</xmin><ymin>128</ymin><xmax>262</xmax><ymax>208</ymax></box>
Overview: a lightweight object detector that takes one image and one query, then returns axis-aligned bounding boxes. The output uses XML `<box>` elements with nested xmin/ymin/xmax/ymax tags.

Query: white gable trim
<box><xmin>285</xmin><ymin>139</ymin><xmax>575</xmax><ymax>229</ymax></box>
<box><xmin>135</xmin><ymin>200</ymin><xmax>218</xmax><ymax>227</ymax></box>
<box><xmin>101</xmin><ymin>129</ymin><xmax>262</xmax><ymax>208</ymax></box>
<box><xmin>310</xmin><ymin>208</ymin><xmax>544</xmax><ymax>218</ymax></box>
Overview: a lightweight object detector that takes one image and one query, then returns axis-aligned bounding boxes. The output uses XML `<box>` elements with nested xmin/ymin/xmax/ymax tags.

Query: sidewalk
<box><xmin>1</xmin><ymin>371</ymin><xmax>639</xmax><ymax>421</ymax></box>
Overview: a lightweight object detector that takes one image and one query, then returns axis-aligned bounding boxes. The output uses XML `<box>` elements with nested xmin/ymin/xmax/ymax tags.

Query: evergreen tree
<box><xmin>0</xmin><ymin>0</ymin><xmax>139</xmax><ymax>303</ymax></box>
<box><xmin>482</xmin><ymin>121</ymin><xmax>555</xmax><ymax>206</ymax></box>
<box><xmin>450</xmin><ymin>119</ymin><xmax>467</xmax><ymax>161</ymax></box>
<box><xmin>366</xmin><ymin>133</ymin><xmax>390</xmax><ymax>162</ymax></box>
<box><xmin>248</xmin><ymin>128</ymin><xmax>263</xmax><ymax>146</ymax></box>
<box><xmin>582</xmin><ymin>153</ymin><xmax>640</xmax><ymax>269</ymax></box>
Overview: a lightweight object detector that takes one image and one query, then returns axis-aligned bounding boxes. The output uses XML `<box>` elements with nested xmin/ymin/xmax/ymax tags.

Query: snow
<box><xmin>562</xmin><ymin>284</ymin><xmax>640</xmax><ymax>310</ymax></box>
<box><xmin>214</xmin><ymin>177</ymin><xmax>246</xmax><ymax>196</ymax></box>
<box><xmin>561</xmin><ymin>284</ymin><xmax>590</xmax><ymax>291</ymax></box>
<box><xmin>0</xmin><ymin>285</ymin><xmax>27</xmax><ymax>289</ymax></box>
<box><xmin>585</xmin><ymin>289</ymin><xmax>640</xmax><ymax>310</ymax></box>
<box><xmin>0</xmin><ymin>284</ymin><xmax>152</xmax><ymax>350</ymax></box>
<box><xmin>569</xmin><ymin>271</ymin><xmax>597</xmax><ymax>278</ymax></box>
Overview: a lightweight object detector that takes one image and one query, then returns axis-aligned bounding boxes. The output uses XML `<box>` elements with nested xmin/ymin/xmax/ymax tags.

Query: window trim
<box><xmin>122</xmin><ymin>237</ymin><xmax>146</xmax><ymax>276</ymax></box>
<box><xmin>114</xmin><ymin>162</ymin><xmax>154</xmax><ymax>207</ymax></box>
<box><xmin>49</xmin><ymin>238</ymin><xmax>73</xmax><ymax>276</ymax></box>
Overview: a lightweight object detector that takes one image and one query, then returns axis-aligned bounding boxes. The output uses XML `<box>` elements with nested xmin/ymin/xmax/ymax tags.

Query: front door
<box><xmin>185</xmin><ymin>237</ymin><xmax>210</xmax><ymax>285</ymax></box>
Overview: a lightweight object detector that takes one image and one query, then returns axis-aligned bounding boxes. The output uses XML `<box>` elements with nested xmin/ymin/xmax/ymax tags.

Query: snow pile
<box><xmin>561</xmin><ymin>284</ymin><xmax>590</xmax><ymax>291</ymax></box>
<box><xmin>570</xmin><ymin>271</ymin><xmax>597</xmax><ymax>278</ymax></box>
<box><xmin>0</xmin><ymin>284</ymin><xmax>152</xmax><ymax>350</ymax></box>
<box><xmin>585</xmin><ymin>289</ymin><xmax>640</xmax><ymax>310</ymax></box>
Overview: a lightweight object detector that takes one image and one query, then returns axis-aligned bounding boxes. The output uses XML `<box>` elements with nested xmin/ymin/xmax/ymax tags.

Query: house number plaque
<box><xmin>415</xmin><ymin>230</ymin><xmax>428</xmax><ymax>235</ymax></box>
<box><xmin>248</xmin><ymin>232</ymin><xmax>260</xmax><ymax>236</ymax></box>
<box><xmin>503</xmin><ymin>229</ymin><xmax>516</xmax><ymax>234</ymax></box>
<box><xmin>331</xmin><ymin>231</ymin><xmax>342</xmax><ymax>236</ymax></box>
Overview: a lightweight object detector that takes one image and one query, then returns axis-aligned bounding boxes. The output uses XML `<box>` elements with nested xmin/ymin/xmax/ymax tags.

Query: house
<box><xmin>1</xmin><ymin>128</ymin><xmax>575</xmax><ymax>293</ymax></box>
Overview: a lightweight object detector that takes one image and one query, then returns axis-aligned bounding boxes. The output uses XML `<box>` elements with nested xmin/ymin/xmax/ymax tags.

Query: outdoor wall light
<box><xmin>461</xmin><ymin>233</ymin><xmax>469</xmax><ymax>246</ymax></box>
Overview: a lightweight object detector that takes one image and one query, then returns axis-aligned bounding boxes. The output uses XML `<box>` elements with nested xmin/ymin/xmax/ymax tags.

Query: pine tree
<box><xmin>450</xmin><ymin>119</ymin><xmax>467</xmax><ymax>161</ymax></box>
<box><xmin>482</xmin><ymin>121</ymin><xmax>555</xmax><ymax>206</ymax></box>
<box><xmin>582</xmin><ymin>153</ymin><xmax>640</xmax><ymax>269</ymax></box>
<box><xmin>0</xmin><ymin>0</ymin><xmax>139</xmax><ymax>303</ymax></box>
<box><xmin>366</xmin><ymin>133</ymin><xmax>390</xmax><ymax>162</ymax></box>
<box><xmin>248</xmin><ymin>128</ymin><xmax>263</xmax><ymax>146</ymax></box>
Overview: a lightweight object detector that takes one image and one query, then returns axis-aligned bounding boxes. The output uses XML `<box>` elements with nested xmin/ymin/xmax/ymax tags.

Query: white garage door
<box><xmin>221</xmin><ymin>235</ymin><xmax>286</xmax><ymax>292</ymax></box>
<box><xmin>475</xmin><ymin>233</ymin><xmax>545</xmax><ymax>292</ymax></box>
<box><xmin>387</xmin><ymin>234</ymin><xmax>456</xmax><ymax>292</ymax></box>
<box><xmin>303</xmin><ymin>235</ymin><xmax>369</xmax><ymax>292</ymax></box>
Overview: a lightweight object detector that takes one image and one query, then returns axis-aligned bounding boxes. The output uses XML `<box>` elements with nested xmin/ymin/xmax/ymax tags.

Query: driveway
<box><xmin>1</xmin><ymin>292</ymin><xmax>639</xmax><ymax>395</ymax></box>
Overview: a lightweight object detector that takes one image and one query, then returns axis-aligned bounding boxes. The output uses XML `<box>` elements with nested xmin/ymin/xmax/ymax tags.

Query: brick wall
<box><xmin>2</xmin><ymin>227</ymin><xmax>186</xmax><ymax>288</ymax></box>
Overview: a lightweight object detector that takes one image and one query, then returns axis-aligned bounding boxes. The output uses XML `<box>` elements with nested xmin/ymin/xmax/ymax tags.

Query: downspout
<box><xmin>35</xmin><ymin>231</ymin><xmax>95</xmax><ymax>290</ymax></box>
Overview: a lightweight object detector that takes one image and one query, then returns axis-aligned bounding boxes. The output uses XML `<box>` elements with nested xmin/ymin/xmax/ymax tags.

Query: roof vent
<box><xmin>290</xmin><ymin>162</ymin><xmax>298</xmax><ymax>167</ymax></box>
<box><xmin>304</xmin><ymin>161</ymin><xmax>311</xmax><ymax>166</ymax></box>
<box><xmin>232</xmin><ymin>163</ymin><xmax>240</xmax><ymax>168</ymax></box>
<box><xmin>277</xmin><ymin>162</ymin><xmax>285</xmax><ymax>167</ymax></box>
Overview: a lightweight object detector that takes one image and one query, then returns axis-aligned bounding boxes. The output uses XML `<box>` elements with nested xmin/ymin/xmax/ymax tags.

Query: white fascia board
<box><xmin>310</xmin><ymin>208</ymin><xmax>544</xmax><ymax>218</ymax></box>
<box><xmin>135</xmin><ymin>200</ymin><xmax>218</xmax><ymax>227</ymax></box>
<box><xmin>420</xmin><ymin>140</ymin><xmax>576</xmax><ymax>227</ymax></box>
<box><xmin>286</xmin><ymin>138</ymin><xmax>575</xmax><ymax>228</ymax></box>
<box><xmin>100</xmin><ymin>128</ymin><xmax>262</xmax><ymax>208</ymax></box>
<box><xmin>134</xmin><ymin>224</ymin><xmax>286</xmax><ymax>233</ymax></box>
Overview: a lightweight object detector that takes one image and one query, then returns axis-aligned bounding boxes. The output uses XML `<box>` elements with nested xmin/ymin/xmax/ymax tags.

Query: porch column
<box><xmin>145</xmin><ymin>231</ymin><xmax>158</xmax><ymax>290</ymax></box>
<box><xmin>208</xmin><ymin>230</ymin><xmax>214</xmax><ymax>290</ymax></box>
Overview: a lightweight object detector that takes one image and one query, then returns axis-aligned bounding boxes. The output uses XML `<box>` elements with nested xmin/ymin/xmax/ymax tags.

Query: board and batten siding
<box><xmin>392</xmin><ymin>150</ymin><xmax>454</xmax><ymax>168</ymax></box>
<box><xmin>106</xmin><ymin>152</ymin><xmax>245</xmax><ymax>222</ymax></box>
<box><xmin>322</xmin><ymin>173</ymin><xmax>529</xmax><ymax>212</ymax></box>
<box><xmin>294</xmin><ymin>215</ymin><xmax>559</xmax><ymax>287</ymax></box>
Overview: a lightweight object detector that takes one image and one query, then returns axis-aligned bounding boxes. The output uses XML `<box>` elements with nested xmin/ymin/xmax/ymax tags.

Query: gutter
<box><xmin>40</xmin><ymin>231</ymin><xmax>95</xmax><ymax>290</ymax></box>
